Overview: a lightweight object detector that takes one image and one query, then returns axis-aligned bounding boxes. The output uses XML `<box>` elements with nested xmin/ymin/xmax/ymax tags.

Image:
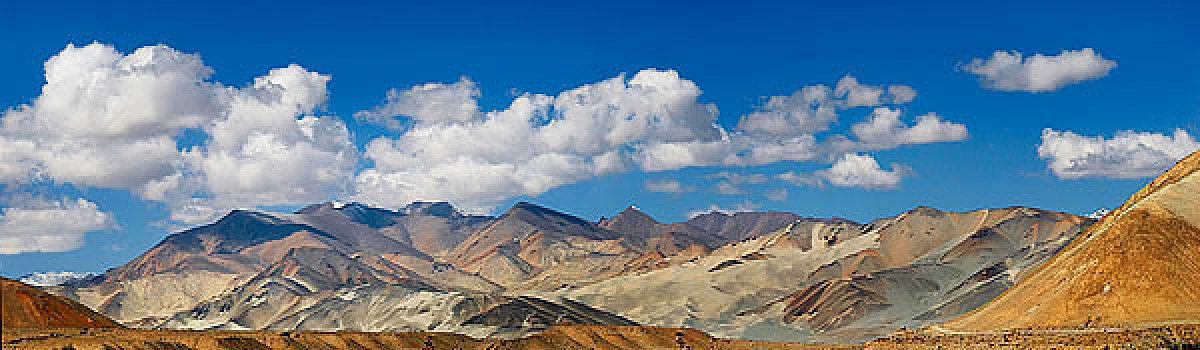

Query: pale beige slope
<box><xmin>561</xmin><ymin>207</ymin><xmax>1089</xmax><ymax>342</ymax></box>
<box><xmin>560</xmin><ymin>219</ymin><xmax>877</xmax><ymax>334</ymax></box>
<box><xmin>47</xmin><ymin>271</ymin><xmax>246</xmax><ymax>324</ymax></box>
<box><xmin>943</xmin><ymin>150</ymin><xmax>1200</xmax><ymax>331</ymax></box>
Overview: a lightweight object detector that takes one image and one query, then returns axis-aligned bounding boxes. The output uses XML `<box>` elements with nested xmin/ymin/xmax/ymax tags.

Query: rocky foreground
<box><xmin>1</xmin><ymin>325</ymin><xmax>834</xmax><ymax>349</ymax></box>
<box><xmin>6</xmin><ymin>325</ymin><xmax>1200</xmax><ymax>349</ymax></box>
<box><xmin>865</xmin><ymin>324</ymin><xmax>1200</xmax><ymax>349</ymax></box>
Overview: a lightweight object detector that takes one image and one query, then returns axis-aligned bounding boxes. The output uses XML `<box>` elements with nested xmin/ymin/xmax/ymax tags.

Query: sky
<box><xmin>1</xmin><ymin>0</ymin><xmax>1198</xmax><ymax>277</ymax></box>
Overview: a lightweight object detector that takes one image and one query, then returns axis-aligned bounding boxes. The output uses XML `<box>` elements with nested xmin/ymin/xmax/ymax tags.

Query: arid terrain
<box><xmin>5</xmin><ymin>151</ymin><xmax>1200</xmax><ymax>348</ymax></box>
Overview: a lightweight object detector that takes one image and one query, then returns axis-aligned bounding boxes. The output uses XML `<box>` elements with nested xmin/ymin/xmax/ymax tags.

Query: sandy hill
<box><xmin>942</xmin><ymin>150</ymin><xmax>1200</xmax><ymax>331</ymax></box>
<box><xmin>0</xmin><ymin>277</ymin><xmax>120</xmax><ymax>328</ymax></box>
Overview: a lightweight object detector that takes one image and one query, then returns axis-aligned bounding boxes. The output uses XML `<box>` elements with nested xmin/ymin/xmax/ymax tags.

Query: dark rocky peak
<box><xmin>295</xmin><ymin>201</ymin><xmax>381</xmax><ymax>214</ymax></box>
<box><xmin>335</xmin><ymin>202</ymin><xmax>399</xmax><ymax>228</ymax></box>
<box><xmin>600</xmin><ymin>206</ymin><xmax>661</xmax><ymax>235</ymax></box>
<box><xmin>220</xmin><ymin>209</ymin><xmax>292</xmax><ymax>226</ymax></box>
<box><xmin>505</xmin><ymin>202</ymin><xmax>587</xmax><ymax>225</ymax></box>
<box><xmin>611</xmin><ymin>206</ymin><xmax>659</xmax><ymax>225</ymax></box>
<box><xmin>906</xmin><ymin>206</ymin><xmax>946</xmax><ymax>217</ymax></box>
<box><xmin>296</xmin><ymin>201</ymin><xmax>400</xmax><ymax>229</ymax></box>
<box><xmin>500</xmin><ymin>202</ymin><xmax>614</xmax><ymax>239</ymax></box>
<box><xmin>794</xmin><ymin>217</ymin><xmax>859</xmax><ymax>225</ymax></box>
<box><xmin>685</xmin><ymin>211</ymin><xmax>732</xmax><ymax>231</ymax></box>
<box><xmin>685</xmin><ymin>211</ymin><xmax>807</xmax><ymax>241</ymax></box>
<box><xmin>403</xmin><ymin>201</ymin><xmax>461</xmax><ymax>218</ymax></box>
<box><xmin>164</xmin><ymin>209</ymin><xmax>330</xmax><ymax>254</ymax></box>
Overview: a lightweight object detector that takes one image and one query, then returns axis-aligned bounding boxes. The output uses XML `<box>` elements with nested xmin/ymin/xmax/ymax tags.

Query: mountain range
<box><xmin>42</xmin><ymin>194</ymin><xmax>1091</xmax><ymax>342</ymax></box>
<box><xmin>9</xmin><ymin>149</ymin><xmax>1200</xmax><ymax>348</ymax></box>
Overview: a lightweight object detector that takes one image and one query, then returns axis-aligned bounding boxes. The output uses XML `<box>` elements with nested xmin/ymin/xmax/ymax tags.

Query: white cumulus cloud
<box><xmin>1</xmin><ymin>43</ymin><xmax>972</xmax><ymax>240</ymax></box>
<box><xmin>644</xmin><ymin>179</ymin><xmax>695</xmax><ymax>193</ymax></box>
<box><xmin>1038</xmin><ymin>128</ymin><xmax>1199</xmax><ymax>179</ymax></box>
<box><xmin>709</xmin><ymin>172</ymin><xmax>768</xmax><ymax>184</ymax></box>
<box><xmin>848</xmin><ymin>108</ymin><xmax>968</xmax><ymax>150</ymax></box>
<box><xmin>0</xmin><ymin>43</ymin><xmax>357</xmax><ymax>228</ymax></box>
<box><xmin>355</xmin><ymin>71</ymin><xmax>964</xmax><ymax>211</ymax></box>
<box><xmin>777</xmin><ymin>171</ymin><xmax>822</xmax><ymax>187</ymax></box>
<box><xmin>355</xmin><ymin>77</ymin><xmax>481</xmax><ymax>129</ymax></box>
<box><xmin>0</xmin><ymin>44</ymin><xmax>219</xmax><ymax>188</ymax></box>
<box><xmin>0</xmin><ymin>197</ymin><xmax>115</xmax><ymax>254</ymax></box>
<box><xmin>962</xmin><ymin>48</ymin><xmax>1116</xmax><ymax>92</ymax></box>
<box><xmin>817</xmin><ymin>153</ymin><xmax>910</xmax><ymax>189</ymax></box>
<box><xmin>765</xmin><ymin>188</ymin><xmax>788</xmax><ymax>201</ymax></box>
<box><xmin>713</xmin><ymin>181</ymin><xmax>748</xmax><ymax>195</ymax></box>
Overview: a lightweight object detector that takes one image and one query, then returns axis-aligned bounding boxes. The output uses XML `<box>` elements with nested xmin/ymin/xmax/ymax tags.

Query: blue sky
<box><xmin>1</xmin><ymin>0</ymin><xmax>1198</xmax><ymax>277</ymax></box>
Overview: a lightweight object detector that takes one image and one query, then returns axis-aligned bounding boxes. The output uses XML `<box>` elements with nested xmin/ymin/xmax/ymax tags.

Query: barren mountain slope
<box><xmin>600</xmin><ymin>206</ymin><xmax>727</xmax><ymax>254</ymax></box>
<box><xmin>686</xmin><ymin>211</ymin><xmax>804</xmax><ymax>241</ymax></box>
<box><xmin>942</xmin><ymin>150</ymin><xmax>1200</xmax><ymax>331</ymax></box>
<box><xmin>396</xmin><ymin>201</ymin><xmax>495</xmax><ymax>257</ymax></box>
<box><xmin>562</xmin><ymin>207</ymin><xmax>1090</xmax><ymax>342</ymax></box>
<box><xmin>447</xmin><ymin>202</ymin><xmax>635</xmax><ymax>288</ymax></box>
<box><xmin>52</xmin><ymin>202</ymin><xmax>493</xmax><ymax>325</ymax></box>
<box><xmin>0</xmin><ymin>277</ymin><xmax>120</xmax><ymax>328</ymax></box>
<box><xmin>748</xmin><ymin>207</ymin><xmax>1090</xmax><ymax>341</ymax></box>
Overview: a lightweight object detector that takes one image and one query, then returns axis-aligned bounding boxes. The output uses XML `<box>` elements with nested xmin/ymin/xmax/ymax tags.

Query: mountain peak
<box><xmin>496</xmin><ymin>201</ymin><xmax>612</xmax><ymax>239</ymax></box>
<box><xmin>618</xmin><ymin>205</ymin><xmax>654</xmax><ymax>219</ymax></box>
<box><xmin>217</xmin><ymin>208</ymin><xmax>290</xmax><ymax>226</ymax></box>
<box><xmin>601</xmin><ymin>205</ymin><xmax>660</xmax><ymax>230</ymax></box>
<box><xmin>403</xmin><ymin>201</ymin><xmax>460</xmax><ymax>218</ymax></box>
<box><xmin>621</xmin><ymin>205</ymin><xmax>646</xmax><ymax>214</ymax></box>
<box><xmin>509</xmin><ymin>201</ymin><xmax>545</xmax><ymax>211</ymax></box>
<box><xmin>905</xmin><ymin>206</ymin><xmax>945</xmax><ymax>217</ymax></box>
<box><xmin>296</xmin><ymin>201</ymin><xmax>371</xmax><ymax>214</ymax></box>
<box><xmin>505</xmin><ymin>202</ymin><xmax>569</xmax><ymax>219</ymax></box>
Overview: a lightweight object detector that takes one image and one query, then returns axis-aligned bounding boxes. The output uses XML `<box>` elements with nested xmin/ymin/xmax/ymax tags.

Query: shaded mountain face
<box><xmin>462</xmin><ymin>296</ymin><xmax>639</xmax><ymax>330</ymax></box>
<box><xmin>942</xmin><ymin>150</ymin><xmax>1200</xmax><ymax>331</ymax></box>
<box><xmin>599</xmin><ymin>206</ymin><xmax>661</xmax><ymax>237</ymax></box>
<box><xmin>600</xmin><ymin>206</ymin><xmax>727</xmax><ymax>254</ymax></box>
<box><xmin>1</xmin><ymin>277</ymin><xmax>121</xmax><ymax>328</ymax></box>
<box><xmin>686</xmin><ymin>211</ymin><xmax>807</xmax><ymax>241</ymax></box>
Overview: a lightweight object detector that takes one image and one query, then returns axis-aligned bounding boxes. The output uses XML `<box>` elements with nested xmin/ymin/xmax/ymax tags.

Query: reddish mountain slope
<box><xmin>0</xmin><ymin>277</ymin><xmax>120</xmax><ymax>328</ymax></box>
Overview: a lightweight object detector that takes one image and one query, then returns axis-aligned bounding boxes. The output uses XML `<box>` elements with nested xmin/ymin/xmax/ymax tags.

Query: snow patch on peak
<box><xmin>19</xmin><ymin>271</ymin><xmax>98</xmax><ymax>286</ymax></box>
<box><xmin>1085</xmin><ymin>208</ymin><xmax>1110</xmax><ymax>219</ymax></box>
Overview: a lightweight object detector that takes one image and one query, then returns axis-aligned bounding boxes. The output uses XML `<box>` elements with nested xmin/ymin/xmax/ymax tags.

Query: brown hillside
<box><xmin>1</xmin><ymin>325</ymin><xmax>839</xmax><ymax>349</ymax></box>
<box><xmin>941</xmin><ymin>150</ymin><xmax>1200</xmax><ymax>331</ymax></box>
<box><xmin>0</xmin><ymin>277</ymin><xmax>121</xmax><ymax>328</ymax></box>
